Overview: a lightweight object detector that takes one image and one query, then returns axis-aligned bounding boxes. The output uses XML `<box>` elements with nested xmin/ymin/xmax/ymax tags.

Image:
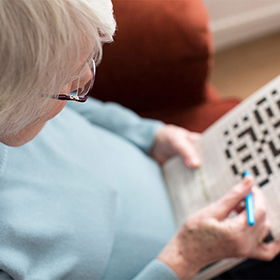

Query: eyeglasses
<box><xmin>52</xmin><ymin>59</ymin><xmax>96</xmax><ymax>103</ymax></box>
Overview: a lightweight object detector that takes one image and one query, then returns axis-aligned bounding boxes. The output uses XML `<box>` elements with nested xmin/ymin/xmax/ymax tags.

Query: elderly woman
<box><xmin>0</xmin><ymin>0</ymin><xmax>279</xmax><ymax>279</ymax></box>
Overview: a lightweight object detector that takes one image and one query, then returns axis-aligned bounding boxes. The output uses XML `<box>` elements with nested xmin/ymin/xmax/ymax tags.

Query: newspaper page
<box><xmin>162</xmin><ymin>75</ymin><xmax>280</xmax><ymax>278</ymax></box>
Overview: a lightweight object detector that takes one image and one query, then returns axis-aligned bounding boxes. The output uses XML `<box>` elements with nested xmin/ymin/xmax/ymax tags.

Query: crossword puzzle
<box><xmin>223</xmin><ymin>89</ymin><xmax>280</xmax><ymax>188</ymax></box>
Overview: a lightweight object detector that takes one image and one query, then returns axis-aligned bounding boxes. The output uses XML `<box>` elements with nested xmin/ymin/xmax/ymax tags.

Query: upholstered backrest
<box><xmin>91</xmin><ymin>0</ymin><xmax>213</xmax><ymax>114</ymax></box>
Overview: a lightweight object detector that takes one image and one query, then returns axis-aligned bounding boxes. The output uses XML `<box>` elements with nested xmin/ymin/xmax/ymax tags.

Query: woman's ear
<box><xmin>60</xmin><ymin>83</ymin><xmax>71</xmax><ymax>94</ymax></box>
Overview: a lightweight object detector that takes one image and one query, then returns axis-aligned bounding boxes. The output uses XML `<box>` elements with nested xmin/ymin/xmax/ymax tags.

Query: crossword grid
<box><xmin>223</xmin><ymin>89</ymin><xmax>280</xmax><ymax>188</ymax></box>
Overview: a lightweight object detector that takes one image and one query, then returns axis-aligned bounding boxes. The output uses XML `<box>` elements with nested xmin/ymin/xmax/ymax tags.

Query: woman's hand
<box><xmin>158</xmin><ymin>176</ymin><xmax>280</xmax><ymax>280</ymax></box>
<box><xmin>150</xmin><ymin>124</ymin><xmax>201</xmax><ymax>168</ymax></box>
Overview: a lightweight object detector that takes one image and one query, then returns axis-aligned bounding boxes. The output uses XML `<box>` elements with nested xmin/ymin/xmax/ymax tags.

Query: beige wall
<box><xmin>202</xmin><ymin>0</ymin><xmax>280</xmax><ymax>51</ymax></box>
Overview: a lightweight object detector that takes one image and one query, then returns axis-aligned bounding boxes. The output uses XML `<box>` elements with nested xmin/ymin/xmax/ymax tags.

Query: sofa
<box><xmin>90</xmin><ymin>0</ymin><xmax>240</xmax><ymax>133</ymax></box>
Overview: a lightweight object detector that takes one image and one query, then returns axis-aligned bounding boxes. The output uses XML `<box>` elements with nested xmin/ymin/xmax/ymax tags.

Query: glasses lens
<box><xmin>76</xmin><ymin>59</ymin><xmax>95</xmax><ymax>97</ymax></box>
<box><xmin>77</xmin><ymin>79</ymin><xmax>92</xmax><ymax>97</ymax></box>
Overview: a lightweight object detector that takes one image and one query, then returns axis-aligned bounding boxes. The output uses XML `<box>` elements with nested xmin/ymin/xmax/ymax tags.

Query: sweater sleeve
<box><xmin>0</xmin><ymin>261</ymin><xmax>179</xmax><ymax>280</ymax></box>
<box><xmin>132</xmin><ymin>259</ymin><xmax>179</xmax><ymax>280</ymax></box>
<box><xmin>66</xmin><ymin>97</ymin><xmax>164</xmax><ymax>154</ymax></box>
<box><xmin>0</xmin><ymin>271</ymin><xmax>12</xmax><ymax>280</ymax></box>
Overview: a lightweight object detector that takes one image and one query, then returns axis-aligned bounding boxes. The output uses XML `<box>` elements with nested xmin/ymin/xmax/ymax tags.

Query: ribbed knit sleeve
<box><xmin>66</xmin><ymin>97</ymin><xmax>164</xmax><ymax>154</ymax></box>
<box><xmin>133</xmin><ymin>260</ymin><xmax>179</xmax><ymax>280</ymax></box>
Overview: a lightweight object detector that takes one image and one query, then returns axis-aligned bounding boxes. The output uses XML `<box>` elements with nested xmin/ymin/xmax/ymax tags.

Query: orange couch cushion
<box><xmin>91</xmin><ymin>0</ymin><xmax>214</xmax><ymax>114</ymax></box>
<box><xmin>140</xmin><ymin>98</ymin><xmax>240</xmax><ymax>133</ymax></box>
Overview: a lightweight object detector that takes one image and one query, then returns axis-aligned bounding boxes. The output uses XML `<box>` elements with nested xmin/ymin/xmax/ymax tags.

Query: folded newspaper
<box><xmin>163</xmin><ymin>75</ymin><xmax>280</xmax><ymax>279</ymax></box>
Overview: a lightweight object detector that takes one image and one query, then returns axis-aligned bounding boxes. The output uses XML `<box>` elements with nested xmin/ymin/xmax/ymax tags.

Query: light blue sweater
<box><xmin>0</xmin><ymin>98</ymin><xmax>178</xmax><ymax>280</ymax></box>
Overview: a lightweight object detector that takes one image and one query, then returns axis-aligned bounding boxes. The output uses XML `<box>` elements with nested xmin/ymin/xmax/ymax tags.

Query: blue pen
<box><xmin>243</xmin><ymin>170</ymin><xmax>255</xmax><ymax>226</ymax></box>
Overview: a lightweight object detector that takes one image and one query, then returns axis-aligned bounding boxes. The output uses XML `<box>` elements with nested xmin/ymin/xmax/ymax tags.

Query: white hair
<box><xmin>0</xmin><ymin>0</ymin><xmax>116</xmax><ymax>135</ymax></box>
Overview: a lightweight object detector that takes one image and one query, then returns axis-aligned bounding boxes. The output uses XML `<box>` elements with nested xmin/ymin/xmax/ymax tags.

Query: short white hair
<box><xmin>0</xmin><ymin>0</ymin><xmax>116</xmax><ymax>134</ymax></box>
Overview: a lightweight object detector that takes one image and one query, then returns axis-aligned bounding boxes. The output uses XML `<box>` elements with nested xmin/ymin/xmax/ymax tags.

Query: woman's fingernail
<box><xmin>243</xmin><ymin>170</ymin><xmax>253</xmax><ymax>185</ymax></box>
<box><xmin>191</xmin><ymin>157</ymin><xmax>200</xmax><ymax>166</ymax></box>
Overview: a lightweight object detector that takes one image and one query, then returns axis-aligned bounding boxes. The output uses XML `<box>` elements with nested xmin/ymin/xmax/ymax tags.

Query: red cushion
<box><xmin>91</xmin><ymin>0</ymin><xmax>214</xmax><ymax>114</ymax></box>
<box><xmin>140</xmin><ymin>99</ymin><xmax>240</xmax><ymax>133</ymax></box>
